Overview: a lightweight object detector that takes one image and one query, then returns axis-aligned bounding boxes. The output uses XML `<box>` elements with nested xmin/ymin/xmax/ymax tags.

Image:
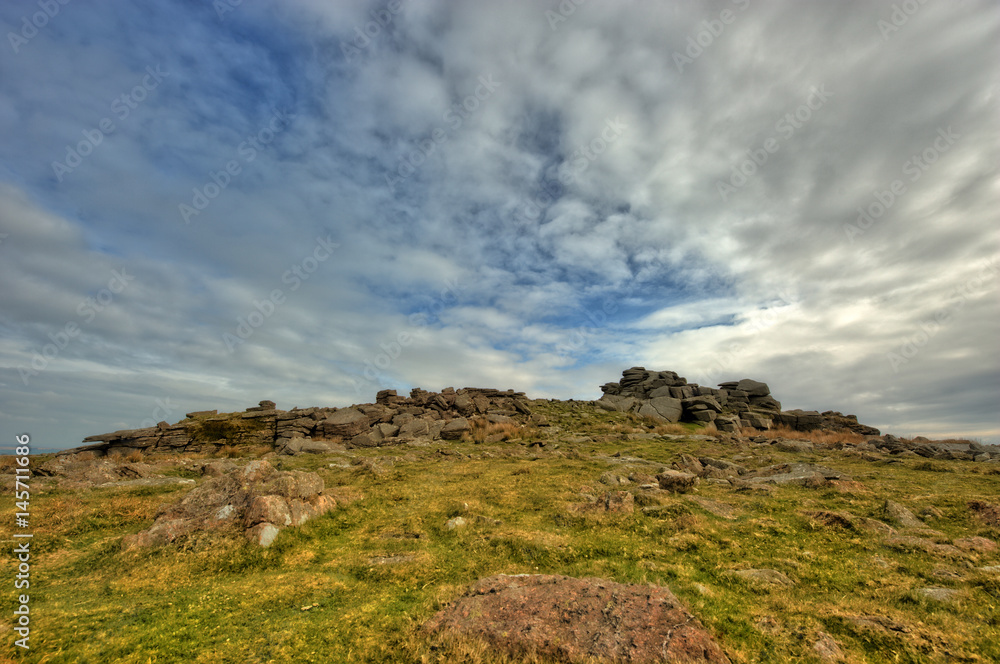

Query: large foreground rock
<box><xmin>121</xmin><ymin>460</ymin><xmax>356</xmax><ymax>549</ymax></box>
<box><xmin>425</xmin><ymin>574</ymin><xmax>731</xmax><ymax>663</ymax></box>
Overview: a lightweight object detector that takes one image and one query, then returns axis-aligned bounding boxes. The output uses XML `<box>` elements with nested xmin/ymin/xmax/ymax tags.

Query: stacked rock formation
<box><xmin>72</xmin><ymin>388</ymin><xmax>535</xmax><ymax>457</ymax></box>
<box><xmin>121</xmin><ymin>459</ymin><xmax>357</xmax><ymax>548</ymax></box>
<box><xmin>597</xmin><ymin>367</ymin><xmax>879</xmax><ymax>435</ymax></box>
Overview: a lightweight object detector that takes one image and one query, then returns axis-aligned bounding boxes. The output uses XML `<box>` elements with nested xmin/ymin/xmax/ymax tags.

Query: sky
<box><xmin>0</xmin><ymin>0</ymin><xmax>997</xmax><ymax>450</ymax></box>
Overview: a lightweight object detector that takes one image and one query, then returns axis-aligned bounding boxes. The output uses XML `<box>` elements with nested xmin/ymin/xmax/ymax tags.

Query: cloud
<box><xmin>0</xmin><ymin>0</ymin><xmax>997</xmax><ymax>447</ymax></box>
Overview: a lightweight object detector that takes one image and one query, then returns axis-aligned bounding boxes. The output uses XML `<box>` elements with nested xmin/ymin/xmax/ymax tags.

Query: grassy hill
<box><xmin>2</xmin><ymin>399</ymin><xmax>998</xmax><ymax>663</ymax></box>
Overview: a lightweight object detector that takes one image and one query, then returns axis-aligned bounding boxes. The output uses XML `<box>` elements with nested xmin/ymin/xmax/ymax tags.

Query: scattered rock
<box><xmin>885</xmin><ymin>536</ymin><xmax>964</xmax><ymax>558</ymax></box>
<box><xmin>732</xmin><ymin>569</ymin><xmax>795</xmax><ymax>587</ymax></box>
<box><xmin>424</xmin><ymin>574</ymin><xmax>732</xmax><ymax>663</ymax></box>
<box><xmin>246</xmin><ymin>522</ymin><xmax>280</xmax><ymax>547</ymax></box>
<box><xmin>689</xmin><ymin>496</ymin><xmax>739</xmax><ymax>520</ymax></box>
<box><xmin>954</xmin><ymin>536</ymin><xmax>998</xmax><ymax>553</ymax></box>
<box><xmin>673</xmin><ymin>453</ymin><xmax>704</xmax><ymax>475</ymax></box>
<box><xmin>812</xmin><ymin>632</ymin><xmax>844</xmax><ymax>662</ymax></box>
<box><xmin>603</xmin><ymin>490</ymin><xmax>634</xmax><ymax>514</ymax></box>
<box><xmin>368</xmin><ymin>554</ymin><xmax>417</xmax><ymax>565</ymax></box>
<box><xmin>656</xmin><ymin>470</ymin><xmax>698</xmax><ymax>493</ymax></box>
<box><xmin>880</xmin><ymin>500</ymin><xmax>925</xmax><ymax>529</ymax></box>
<box><xmin>968</xmin><ymin>501</ymin><xmax>1000</xmax><ymax>527</ymax></box>
<box><xmin>121</xmin><ymin>460</ymin><xmax>345</xmax><ymax>549</ymax></box>
<box><xmin>439</xmin><ymin>417</ymin><xmax>469</xmax><ymax>440</ymax></box>
<box><xmin>741</xmin><ymin>463</ymin><xmax>850</xmax><ymax>486</ymax></box>
<box><xmin>916</xmin><ymin>587</ymin><xmax>961</xmax><ymax>603</ymax></box>
<box><xmin>599</xmin><ymin>471</ymin><xmax>630</xmax><ymax>486</ymax></box>
<box><xmin>774</xmin><ymin>439</ymin><xmax>814</xmax><ymax>453</ymax></box>
<box><xmin>858</xmin><ymin>518</ymin><xmax>897</xmax><ymax>536</ymax></box>
<box><xmin>444</xmin><ymin>517</ymin><xmax>467</xmax><ymax>531</ymax></box>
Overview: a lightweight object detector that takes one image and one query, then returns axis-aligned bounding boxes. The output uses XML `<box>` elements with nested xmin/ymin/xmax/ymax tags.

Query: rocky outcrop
<box><xmin>72</xmin><ymin>388</ymin><xmax>535</xmax><ymax>457</ymax></box>
<box><xmin>121</xmin><ymin>459</ymin><xmax>358</xmax><ymax>549</ymax></box>
<box><xmin>598</xmin><ymin>367</ymin><xmax>781</xmax><ymax>432</ymax></box>
<box><xmin>425</xmin><ymin>574</ymin><xmax>731</xmax><ymax>663</ymax></box>
<box><xmin>598</xmin><ymin>367</ymin><xmax>880</xmax><ymax>435</ymax></box>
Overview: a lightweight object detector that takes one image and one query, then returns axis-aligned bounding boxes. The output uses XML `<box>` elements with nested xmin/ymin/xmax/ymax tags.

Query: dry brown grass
<box><xmin>466</xmin><ymin>418</ymin><xmax>529</xmax><ymax>444</ymax></box>
<box><xmin>213</xmin><ymin>443</ymin><xmax>274</xmax><ymax>458</ymax></box>
<box><xmin>649</xmin><ymin>422</ymin><xmax>692</xmax><ymax>435</ymax></box>
<box><xmin>124</xmin><ymin>448</ymin><xmax>144</xmax><ymax>463</ymax></box>
<box><xmin>215</xmin><ymin>444</ymin><xmax>238</xmax><ymax>458</ymax></box>
<box><xmin>740</xmin><ymin>424</ymin><xmax>866</xmax><ymax>446</ymax></box>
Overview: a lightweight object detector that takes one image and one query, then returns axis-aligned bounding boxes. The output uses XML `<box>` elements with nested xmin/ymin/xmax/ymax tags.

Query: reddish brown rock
<box><xmin>969</xmin><ymin>501</ymin><xmax>1000</xmax><ymax>527</ymax></box>
<box><xmin>425</xmin><ymin>574</ymin><xmax>730</xmax><ymax>663</ymax></box>
<box><xmin>954</xmin><ymin>536</ymin><xmax>998</xmax><ymax>553</ymax></box>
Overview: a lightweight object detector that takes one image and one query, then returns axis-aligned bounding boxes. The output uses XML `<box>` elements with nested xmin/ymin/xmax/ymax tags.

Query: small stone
<box><xmin>813</xmin><ymin>632</ymin><xmax>844</xmax><ymax>662</ymax></box>
<box><xmin>733</xmin><ymin>569</ymin><xmax>795</xmax><ymax>587</ymax></box>
<box><xmin>246</xmin><ymin>522</ymin><xmax>280</xmax><ymax>547</ymax></box>
<box><xmin>603</xmin><ymin>491</ymin><xmax>634</xmax><ymax>514</ymax></box>
<box><xmin>880</xmin><ymin>500</ymin><xmax>925</xmax><ymax>529</ymax></box>
<box><xmin>656</xmin><ymin>470</ymin><xmax>698</xmax><ymax>493</ymax></box>
<box><xmin>916</xmin><ymin>587</ymin><xmax>961</xmax><ymax>602</ymax></box>
<box><xmin>445</xmin><ymin>517</ymin><xmax>467</xmax><ymax>531</ymax></box>
<box><xmin>954</xmin><ymin>536</ymin><xmax>997</xmax><ymax>553</ymax></box>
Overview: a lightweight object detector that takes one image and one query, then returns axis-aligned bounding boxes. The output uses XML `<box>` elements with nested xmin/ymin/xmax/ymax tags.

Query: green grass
<box><xmin>2</xmin><ymin>400</ymin><xmax>998</xmax><ymax>662</ymax></box>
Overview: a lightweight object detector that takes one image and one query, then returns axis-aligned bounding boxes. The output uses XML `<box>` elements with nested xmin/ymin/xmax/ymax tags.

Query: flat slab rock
<box><xmin>425</xmin><ymin>574</ymin><xmax>731</xmax><ymax>663</ymax></box>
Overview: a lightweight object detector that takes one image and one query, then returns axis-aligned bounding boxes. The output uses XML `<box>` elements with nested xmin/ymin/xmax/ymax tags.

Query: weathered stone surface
<box><xmin>638</xmin><ymin>396</ymin><xmax>683</xmax><ymax>422</ymax></box>
<box><xmin>603</xmin><ymin>490</ymin><xmax>634</xmax><ymax>514</ymax></box>
<box><xmin>596</xmin><ymin>394</ymin><xmax>637</xmax><ymax>412</ymax></box>
<box><xmin>916</xmin><ymin>587</ymin><xmax>961</xmax><ymax>602</ymax></box>
<box><xmin>733</xmin><ymin>569</ymin><xmax>794</xmax><ymax>587</ymax></box>
<box><xmin>440</xmin><ymin>417</ymin><xmax>469</xmax><ymax>440</ymax></box>
<box><xmin>812</xmin><ymin>632</ymin><xmax>844</xmax><ymax>662</ymax></box>
<box><xmin>774</xmin><ymin>439</ymin><xmax>815</xmax><ymax>453</ymax></box>
<box><xmin>742</xmin><ymin>463</ymin><xmax>850</xmax><ymax>486</ymax></box>
<box><xmin>954</xmin><ymin>536</ymin><xmax>997</xmax><ymax>553</ymax></box>
<box><xmin>397</xmin><ymin>419</ymin><xmax>431</xmax><ymax>439</ymax></box>
<box><xmin>886</xmin><ymin>536</ymin><xmax>964</xmax><ymax>558</ymax></box>
<box><xmin>245</xmin><ymin>495</ymin><xmax>292</xmax><ymax>527</ymax></box>
<box><xmin>673</xmin><ymin>453</ymin><xmax>704</xmax><ymax>475</ymax></box>
<box><xmin>424</xmin><ymin>574</ymin><xmax>731</xmax><ymax>663</ymax></box>
<box><xmin>246</xmin><ymin>522</ymin><xmax>280</xmax><ymax>547</ymax></box>
<box><xmin>122</xmin><ymin>460</ymin><xmax>343</xmax><ymax>549</ymax></box>
<box><xmin>445</xmin><ymin>516</ymin><xmax>467</xmax><ymax>530</ymax></box>
<box><xmin>321</xmin><ymin>408</ymin><xmax>369</xmax><ymax>438</ymax></box>
<box><xmin>689</xmin><ymin>496</ymin><xmax>739</xmax><ymax>520</ymax></box>
<box><xmin>880</xmin><ymin>500</ymin><xmax>925</xmax><ymax>529</ymax></box>
<box><xmin>969</xmin><ymin>501</ymin><xmax>1000</xmax><ymax>527</ymax></box>
<box><xmin>657</xmin><ymin>470</ymin><xmax>698</xmax><ymax>493</ymax></box>
<box><xmin>735</xmin><ymin>379</ymin><xmax>770</xmax><ymax>397</ymax></box>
